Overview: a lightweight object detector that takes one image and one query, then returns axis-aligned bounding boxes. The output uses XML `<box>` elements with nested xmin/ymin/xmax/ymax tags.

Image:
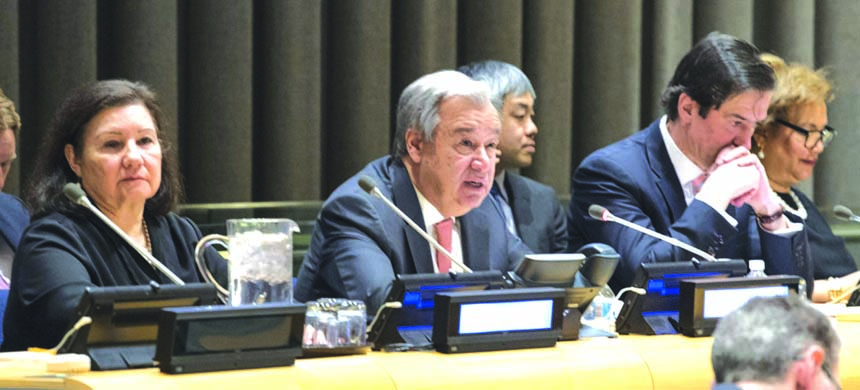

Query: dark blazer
<box><xmin>0</xmin><ymin>193</ymin><xmax>28</xmax><ymax>250</ymax></box>
<box><xmin>567</xmin><ymin>119</ymin><xmax>812</xmax><ymax>292</ymax></box>
<box><xmin>295</xmin><ymin>157</ymin><xmax>531</xmax><ymax>314</ymax></box>
<box><xmin>503</xmin><ymin>173</ymin><xmax>567</xmax><ymax>253</ymax></box>
<box><xmin>791</xmin><ymin>189</ymin><xmax>857</xmax><ymax>279</ymax></box>
<box><xmin>2</xmin><ymin>212</ymin><xmax>226</xmax><ymax>351</ymax></box>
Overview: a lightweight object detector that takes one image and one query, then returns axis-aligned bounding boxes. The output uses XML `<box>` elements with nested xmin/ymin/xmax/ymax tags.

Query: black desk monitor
<box><xmin>156</xmin><ymin>303</ymin><xmax>307</xmax><ymax>373</ymax></box>
<box><xmin>615</xmin><ymin>260</ymin><xmax>748</xmax><ymax>335</ymax></box>
<box><xmin>60</xmin><ymin>282</ymin><xmax>220</xmax><ymax>370</ymax></box>
<box><xmin>367</xmin><ymin>271</ymin><xmax>510</xmax><ymax>350</ymax></box>
<box><xmin>508</xmin><ymin>244</ymin><xmax>620</xmax><ymax>340</ymax></box>
<box><xmin>433</xmin><ymin>288</ymin><xmax>566</xmax><ymax>353</ymax></box>
<box><xmin>678</xmin><ymin>275</ymin><xmax>803</xmax><ymax>337</ymax></box>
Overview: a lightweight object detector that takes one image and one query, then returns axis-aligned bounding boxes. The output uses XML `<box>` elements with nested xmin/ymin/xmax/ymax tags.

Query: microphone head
<box><xmin>834</xmin><ymin>204</ymin><xmax>855</xmax><ymax>220</ymax></box>
<box><xmin>358</xmin><ymin>176</ymin><xmax>377</xmax><ymax>194</ymax></box>
<box><xmin>63</xmin><ymin>183</ymin><xmax>87</xmax><ymax>205</ymax></box>
<box><xmin>588</xmin><ymin>204</ymin><xmax>609</xmax><ymax>221</ymax></box>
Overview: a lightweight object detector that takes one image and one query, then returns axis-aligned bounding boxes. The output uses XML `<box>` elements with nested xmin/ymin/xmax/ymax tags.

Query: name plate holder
<box><xmin>432</xmin><ymin>287</ymin><xmax>566</xmax><ymax>354</ymax></box>
<box><xmin>155</xmin><ymin>303</ymin><xmax>306</xmax><ymax>374</ymax></box>
<box><xmin>678</xmin><ymin>275</ymin><xmax>804</xmax><ymax>337</ymax></box>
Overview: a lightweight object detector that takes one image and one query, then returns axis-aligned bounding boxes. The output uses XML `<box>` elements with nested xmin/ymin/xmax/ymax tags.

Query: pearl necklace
<box><xmin>142</xmin><ymin>220</ymin><xmax>152</xmax><ymax>253</ymax></box>
<box><xmin>776</xmin><ymin>189</ymin><xmax>808</xmax><ymax>220</ymax></box>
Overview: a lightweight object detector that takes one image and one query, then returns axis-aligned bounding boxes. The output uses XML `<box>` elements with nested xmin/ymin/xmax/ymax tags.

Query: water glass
<box><xmin>303</xmin><ymin>298</ymin><xmax>367</xmax><ymax>348</ymax></box>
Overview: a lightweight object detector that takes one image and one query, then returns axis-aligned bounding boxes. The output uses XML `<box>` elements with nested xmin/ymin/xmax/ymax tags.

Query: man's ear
<box><xmin>792</xmin><ymin>345</ymin><xmax>827</xmax><ymax>389</ymax></box>
<box><xmin>64</xmin><ymin>144</ymin><xmax>82</xmax><ymax>177</ymax></box>
<box><xmin>404</xmin><ymin>128</ymin><xmax>424</xmax><ymax>164</ymax></box>
<box><xmin>677</xmin><ymin>92</ymin><xmax>698</xmax><ymax>121</ymax></box>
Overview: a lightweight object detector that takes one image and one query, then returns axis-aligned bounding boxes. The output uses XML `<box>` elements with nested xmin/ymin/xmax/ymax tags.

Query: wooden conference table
<box><xmin>3</xmin><ymin>316</ymin><xmax>859</xmax><ymax>390</ymax></box>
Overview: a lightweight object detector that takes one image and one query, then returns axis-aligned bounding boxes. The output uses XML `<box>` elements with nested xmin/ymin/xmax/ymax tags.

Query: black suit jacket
<box><xmin>567</xmin><ymin>119</ymin><xmax>812</xmax><ymax>292</ymax></box>
<box><xmin>295</xmin><ymin>157</ymin><xmax>531</xmax><ymax>314</ymax></box>
<box><xmin>503</xmin><ymin>173</ymin><xmax>567</xmax><ymax>253</ymax></box>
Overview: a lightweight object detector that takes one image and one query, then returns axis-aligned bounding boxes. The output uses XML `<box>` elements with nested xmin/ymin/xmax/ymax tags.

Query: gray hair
<box><xmin>391</xmin><ymin>70</ymin><xmax>493</xmax><ymax>158</ymax></box>
<box><xmin>711</xmin><ymin>295</ymin><xmax>840</xmax><ymax>384</ymax></box>
<box><xmin>457</xmin><ymin>60</ymin><xmax>536</xmax><ymax>113</ymax></box>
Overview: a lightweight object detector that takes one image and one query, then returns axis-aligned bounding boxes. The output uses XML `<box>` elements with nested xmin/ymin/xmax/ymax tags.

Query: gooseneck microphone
<box><xmin>63</xmin><ymin>183</ymin><xmax>185</xmax><ymax>285</ymax></box>
<box><xmin>833</xmin><ymin>205</ymin><xmax>860</xmax><ymax>223</ymax></box>
<box><xmin>588</xmin><ymin>204</ymin><xmax>718</xmax><ymax>262</ymax></box>
<box><xmin>358</xmin><ymin>176</ymin><xmax>473</xmax><ymax>273</ymax></box>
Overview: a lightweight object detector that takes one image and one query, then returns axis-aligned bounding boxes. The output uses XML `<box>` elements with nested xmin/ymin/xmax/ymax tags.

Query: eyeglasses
<box><xmin>775</xmin><ymin>118</ymin><xmax>837</xmax><ymax>150</ymax></box>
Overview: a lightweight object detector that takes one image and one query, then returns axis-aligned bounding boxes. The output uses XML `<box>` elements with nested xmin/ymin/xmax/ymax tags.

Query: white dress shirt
<box><xmin>413</xmin><ymin>184</ymin><xmax>465</xmax><ymax>273</ymax></box>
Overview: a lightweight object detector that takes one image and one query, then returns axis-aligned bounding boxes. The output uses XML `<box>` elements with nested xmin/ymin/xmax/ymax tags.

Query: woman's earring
<box><xmin>757</xmin><ymin>149</ymin><xmax>765</xmax><ymax>160</ymax></box>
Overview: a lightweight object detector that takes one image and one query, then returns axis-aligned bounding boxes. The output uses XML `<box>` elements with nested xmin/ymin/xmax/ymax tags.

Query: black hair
<box><xmin>26</xmin><ymin>79</ymin><xmax>182</xmax><ymax>219</ymax></box>
<box><xmin>661</xmin><ymin>32</ymin><xmax>775</xmax><ymax>121</ymax></box>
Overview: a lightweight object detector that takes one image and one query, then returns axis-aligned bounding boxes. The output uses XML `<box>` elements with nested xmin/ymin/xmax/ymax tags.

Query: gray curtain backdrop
<box><xmin>3</xmin><ymin>0</ymin><xmax>859</xmax><ymax>215</ymax></box>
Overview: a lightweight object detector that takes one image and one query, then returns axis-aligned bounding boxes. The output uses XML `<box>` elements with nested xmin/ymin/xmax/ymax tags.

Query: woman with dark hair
<box><xmin>753</xmin><ymin>54</ymin><xmax>860</xmax><ymax>302</ymax></box>
<box><xmin>1</xmin><ymin>80</ymin><xmax>225</xmax><ymax>351</ymax></box>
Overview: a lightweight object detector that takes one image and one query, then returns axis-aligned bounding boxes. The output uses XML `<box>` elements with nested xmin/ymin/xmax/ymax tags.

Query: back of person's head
<box><xmin>758</xmin><ymin>53</ymin><xmax>833</xmax><ymax>128</ymax></box>
<box><xmin>711</xmin><ymin>295</ymin><xmax>840</xmax><ymax>385</ymax></box>
<box><xmin>457</xmin><ymin>60</ymin><xmax>536</xmax><ymax>113</ymax></box>
<box><xmin>661</xmin><ymin>32</ymin><xmax>775</xmax><ymax>121</ymax></box>
<box><xmin>0</xmin><ymin>88</ymin><xmax>21</xmax><ymax>137</ymax></box>
<box><xmin>26</xmin><ymin>79</ymin><xmax>183</xmax><ymax>219</ymax></box>
<box><xmin>391</xmin><ymin>70</ymin><xmax>492</xmax><ymax>159</ymax></box>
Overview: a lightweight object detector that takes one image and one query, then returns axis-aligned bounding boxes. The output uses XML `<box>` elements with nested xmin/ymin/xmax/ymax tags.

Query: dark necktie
<box><xmin>491</xmin><ymin>182</ymin><xmax>517</xmax><ymax>236</ymax></box>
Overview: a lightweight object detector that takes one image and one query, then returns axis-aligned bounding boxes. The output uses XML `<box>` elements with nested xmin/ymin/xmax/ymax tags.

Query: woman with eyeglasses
<box><xmin>754</xmin><ymin>53</ymin><xmax>860</xmax><ymax>302</ymax></box>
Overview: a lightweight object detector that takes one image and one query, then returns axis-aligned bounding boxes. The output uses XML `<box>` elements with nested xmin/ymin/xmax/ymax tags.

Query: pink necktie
<box><xmin>434</xmin><ymin>218</ymin><xmax>453</xmax><ymax>273</ymax></box>
<box><xmin>692</xmin><ymin>172</ymin><xmax>709</xmax><ymax>195</ymax></box>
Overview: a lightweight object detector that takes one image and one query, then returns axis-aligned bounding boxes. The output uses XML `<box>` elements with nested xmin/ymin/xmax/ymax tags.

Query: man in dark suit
<box><xmin>568</xmin><ymin>32</ymin><xmax>812</xmax><ymax>293</ymax></box>
<box><xmin>0</xmin><ymin>193</ymin><xmax>26</xmax><ymax>288</ymax></box>
<box><xmin>295</xmin><ymin>70</ymin><xmax>530</xmax><ymax>314</ymax></box>
<box><xmin>458</xmin><ymin>60</ymin><xmax>567</xmax><ymax>253</ymax></box>
<box><xmin>0</xmin><ymin>194</ymin><xmax>27</xmax><ymax>252</ymax></box>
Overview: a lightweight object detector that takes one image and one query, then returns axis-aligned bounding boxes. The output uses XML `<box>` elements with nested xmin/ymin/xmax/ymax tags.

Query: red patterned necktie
<box><xmin>434</xmin><ymin>218</ymin><xmax>453</xmax><ymax>273</ymax></box>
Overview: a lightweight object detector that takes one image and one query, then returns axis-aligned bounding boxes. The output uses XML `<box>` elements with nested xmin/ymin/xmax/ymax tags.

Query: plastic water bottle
<box><xmin>746</xmin><ymin>259</ymin><xmax>767</xmax><ymax>278</ymax></box>
<box><xmin>583</xmin><ymin>285</ymin><xmax>619</xmax><ymax>334</ymax></box>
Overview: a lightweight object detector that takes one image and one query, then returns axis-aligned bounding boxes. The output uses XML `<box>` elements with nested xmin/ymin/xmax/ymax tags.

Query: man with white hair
<box><xmin>458</xmin><ymin>60</ymin><xmax>567</xmax><ymax>253</ymax></box>
<box><xmin>295</xmin><ymin>70</ymin><xmax>530</xmax><ymax>314</ymax></box>
<box><xmin>711</xmin><ymin>295</ymin><xmax>841</xmax><ymax>390</ymax></box>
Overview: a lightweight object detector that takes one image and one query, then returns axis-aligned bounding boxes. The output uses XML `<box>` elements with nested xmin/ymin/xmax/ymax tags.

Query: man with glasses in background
<box><xmin>711</xmin><ymin>295</ymin><xmax>842</xmax><ymax>390</ymax></box>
